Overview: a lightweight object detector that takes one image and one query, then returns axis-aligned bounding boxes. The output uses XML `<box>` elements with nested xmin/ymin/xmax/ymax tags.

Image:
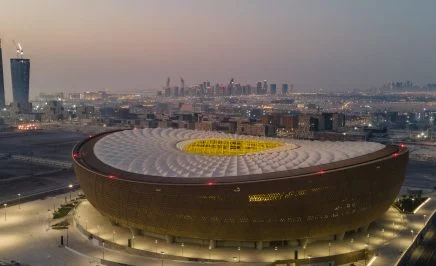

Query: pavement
<box><xmin>403</xmin><ymin>215</ymin><xmax>436</xmax><ymax>265</ymax></box>
<box><xmin>0</xmin><ymin>191</ymin><xmax>435</xmax><ymax>266</ymax></box>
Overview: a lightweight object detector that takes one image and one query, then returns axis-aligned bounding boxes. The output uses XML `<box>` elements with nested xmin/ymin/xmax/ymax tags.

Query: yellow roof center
<box><xmin>183</xmin><ymin>139</ymin><xmax>284</xmax><ymax>156</ymax></box>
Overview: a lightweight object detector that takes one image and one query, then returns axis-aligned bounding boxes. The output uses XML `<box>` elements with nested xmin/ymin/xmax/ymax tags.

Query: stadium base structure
<box><xmin>73</xmin><ymin>129</ymin><xmax>408</xmax><ymax>246</ymax></box>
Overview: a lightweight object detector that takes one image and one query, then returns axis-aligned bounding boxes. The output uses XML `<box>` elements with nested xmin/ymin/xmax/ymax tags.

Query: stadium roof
<box><xmin>93</xmin><ymin>128</ymin><xmax>386</xmax><ymax>178</ymax></box>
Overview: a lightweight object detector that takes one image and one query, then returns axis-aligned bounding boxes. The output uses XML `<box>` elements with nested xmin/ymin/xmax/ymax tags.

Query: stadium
<box><xmin>72</xmin><ymin>128</ymin><xmax>408</xmax><ymax>248</ymax></box>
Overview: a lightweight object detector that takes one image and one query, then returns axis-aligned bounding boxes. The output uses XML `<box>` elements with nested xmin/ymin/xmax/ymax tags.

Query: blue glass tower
<box><xmin>10</xmin><ymin>58</ymin><xmax>30</xmax><ymax>105</ymax></box>
<box><xmin>0</xmin><ymin>39</ymin><xmax>5</xmax><ymax>108</ymax></box>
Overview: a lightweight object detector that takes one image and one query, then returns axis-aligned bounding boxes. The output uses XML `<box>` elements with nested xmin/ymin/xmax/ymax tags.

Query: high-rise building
<box><xmin>256</xmin><ymin>81</ymin><xmax>262</xmax><ymax>94</ymax></box>
<box><xmin>10</xmin><ymin>58</ymin><xmax>30</xmax><ymax>106</ymax></box>
<box><xmin>262</xmin><ymin>80</ymin><xmax>268</xmax><ymax>94</ymax></box>
<box><xmin>270</xmin><ymin>84</ymin><xmax>277</xmax><ymax>95</ymax></box>
<box><xmin>0</xmin><ymin>39</ymin><xmax>5</xmax><ymax>108</ymax></box>
<box><xmin>281</xmin><ymin>83</ymin><xmax>289</xmax><ymax>95</ymax></box>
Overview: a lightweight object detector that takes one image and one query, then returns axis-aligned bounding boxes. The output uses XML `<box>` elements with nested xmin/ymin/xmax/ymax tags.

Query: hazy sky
<box><xmin>0</xmin><ymin>0</ymin><xmax>435</xmax><ymax>101</ymax></box>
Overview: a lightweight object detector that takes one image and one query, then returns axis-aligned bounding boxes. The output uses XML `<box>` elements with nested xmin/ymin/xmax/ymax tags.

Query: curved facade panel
<box><xmin>73</xmin><ymin>129</ymin><xmax>408</xmax><ymax>242</ymax></box>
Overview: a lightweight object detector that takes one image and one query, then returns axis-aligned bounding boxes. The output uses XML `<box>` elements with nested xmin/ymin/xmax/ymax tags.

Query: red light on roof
<box><xmin>108</xmin><ymin>175</ymin><xmax>118</xmax><ymax>180</ymax></box>
<box><xmin>317</xmin><ymin>170</ymin><xmax>326</xmax><ymax>174</ymax></box>
<box><xmin>72</xmin><ymin>152</ymin><xmax>80</xmax><ymax>159</ymax></box>
<box><xmin>400</xmin><ymin>144</ymin><xmax>406</xmax><ymax>149</ymax></box>
<box><xmin>207</xmin><ymin>182</ymin><xmax>215</xmax><ymax>186</ymax></box>
<box><xmin>392</xmin><ymin>153</ymin><xmax>399</xmax><ymax>157</ymax></box>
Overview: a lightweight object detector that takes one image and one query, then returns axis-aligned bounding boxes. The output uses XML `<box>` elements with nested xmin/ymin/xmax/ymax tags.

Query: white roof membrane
<box><xmin>93</xmin><ymin>128</ymin><xmax>386</xmax><ymax>178</ymax></box>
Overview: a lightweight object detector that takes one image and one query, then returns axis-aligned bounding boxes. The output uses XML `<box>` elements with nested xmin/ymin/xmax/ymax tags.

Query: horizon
<box><xmin>1</xmin><ymin>0</ymin><xmax>436</xmax><ymax>102</ymax></box>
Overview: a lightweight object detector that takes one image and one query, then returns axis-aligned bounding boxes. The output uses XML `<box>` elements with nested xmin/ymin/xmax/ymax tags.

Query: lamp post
<box><xmin>68</xmin><ymin>184</ymin><xmax>73</xmax><ymax>200</ymax></box>
<box><xmin>382</xmin><ymin>228</ymin><xmax>385</xmax><ymax>242</ymax></box>
<box><xmin>350</xmin><ymin>238</ymin><xmax>354</xmax><ymax>251</ymax></box>
<box><xmin>328</xmin><ymin>242</ymin><xmax>331</xmax><ymax>256</ymax></box>
<box><xmin>410</xmin><ymin>230</ymin><xmax>414</xmax><ymax>240</ymax></box>
<box><xmin>112</xmin><ymin>231</ymin><xmax>116</xmax><ymax>242</ymax></box>
<box><xmin>3</xmin><ymin>203</ymin><xmax>7</xmax><ymax>221</ymax></box>
<box><xmin>237</xmin><ymin>246</ymin><xmax>241</xmax><ymax>262</ymax></box>
<box><xmin>423</xmin><ymin>214</ymin><xmax>427</xmax><ymax>223</ymax></box>
<box><xmin>364</xmin><ymin>244</ymin><xmax>368</xmax><ymax>266</ymax></box>
<box><xmin>155</xmin><ymin>239</ymin><xmax>158</xmax><ymax>256</ymax></box>
<box><xmin>274</xmin><ymin>246</ymin><xmax>278</xmax><ymax>261</ymax></box>
<box><xmin>366</xmin><ymin>234</ymin><xmax>370</xmax><ymax>246</ymax></box>
<box><xmin>160</xmin><ymin>251</ymin><xmax>165</xmax><ymax>266</ymax></box>
<box><xmin>208</xmin><ymin>246</ymin><xmax>212</xmax><ymax>260</ymax></box>
<box><xmin>308</xmin><ymin>255</ymin><xmax>312</xmax><ymax>266</ymax></box>
<box><xmin>17</xmin><ymin>193</ymin><xmax>21</xmax><ymax>209</ymax></box>
<box><xmin>102</xmin><ymin>241</ymin><xmax>105</xmax><ymax>260</ymax></box>
<box><xmin>181</xmin><ymin>242</ymin><xmax>184</xmax><ymax>256</ymax></box>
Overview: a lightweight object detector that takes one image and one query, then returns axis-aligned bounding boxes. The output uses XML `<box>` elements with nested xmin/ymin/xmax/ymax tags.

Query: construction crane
<box><xmin>226</xmin><ymin>78</ymin><xmax>234</xmax><ymax>96</ymax></box>
<box><xmin>180</xmin><ymin>77</ymin><xmax>184</xmax><ymax>88</ymax></box>
<box><xmin>12</xmin><ymin>40</ymin><xmax>24</xmax><ymax>58</ymax></box>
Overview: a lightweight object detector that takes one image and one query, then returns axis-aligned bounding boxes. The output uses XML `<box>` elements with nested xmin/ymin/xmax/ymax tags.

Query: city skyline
<box><xmin>1</xmin><ymin>0</ymin><xmax>436</xmax><ymax>102</ymax></box>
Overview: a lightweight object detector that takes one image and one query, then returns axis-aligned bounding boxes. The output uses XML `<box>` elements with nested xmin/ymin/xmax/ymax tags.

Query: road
<box><xmin>406</xmin><ymin>218</ymin><xmax>436</xmax><ymax>265</ymax></box>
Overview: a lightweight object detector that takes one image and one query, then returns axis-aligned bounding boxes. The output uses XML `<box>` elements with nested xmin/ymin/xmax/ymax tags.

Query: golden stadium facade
<box><xmin>72</xmin><ymin>128</ymin><xmax>408</xmax><ymax>246</ymax></box>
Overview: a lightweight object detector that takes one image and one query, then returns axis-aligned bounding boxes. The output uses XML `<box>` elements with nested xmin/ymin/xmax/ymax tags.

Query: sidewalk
<box><xmin>0</xmin><ymin>190</ymin><xmax>434</xmax><ymax>266</ymax></box>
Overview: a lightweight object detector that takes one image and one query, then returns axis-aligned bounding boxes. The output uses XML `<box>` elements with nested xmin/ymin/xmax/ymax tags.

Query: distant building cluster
<box><xmin>158</xmin><ymin>77</ymin><xmax>294</xmax><ymax>97</ymax></box>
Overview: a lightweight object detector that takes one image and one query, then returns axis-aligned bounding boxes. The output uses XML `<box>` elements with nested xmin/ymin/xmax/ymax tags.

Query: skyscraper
<box><xmin>256</xmin><ymin>81</ymin><xmax>262</xmax><ymax>94</ymax></box>
<box><xmin>0</xmin><ymin>39</ymin><xmax>5</xmax><ymax>108</ymax></box>
<box><xmin>11</xmin><ymin>58</ymin><xmax>30</xmax><ymax>105</ymax></box>
<box><xmin>270</xmin><ymin>84</ymin><xmax>277</xmax><ymax>95</ymax></box>
<box><xmin>262</xmin><ymin>80</ymin><xmax>268</xmax><ymax>94</ymax></box>
<box><xmin>281</xmin><ymin>83</ymin><xmax>289</xmax><ymax>95</ymax></box>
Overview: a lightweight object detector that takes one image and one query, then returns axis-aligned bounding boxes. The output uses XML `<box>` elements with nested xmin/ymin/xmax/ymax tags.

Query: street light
<box><xmin>102</xmin><ymin>241</ymin><xmax>105</xmax><ymax>260</ymax></box>
<box><xmin>155</xmin><ymin>239</ymin><xmax>158</xmax><ymax>256</ymax></box>
<box><xmin>350</xmin><ymin>238</ymin><xmax>354</xmax><ymax>251</ymax></box>
<box><xmin>328</xmin><ymin>242</ymin><xmax>331</xmax><ymax>256</ymax></box>
<box><xmin>366</xmin><ymin>234</ymin><xmax>370</xmax><ymax>246</ymax></box>
<box><xmin>410</xmin><ymin>230</ymin><xmax>414</xmax><ymax>240</ymax></box>
<box><xmin>181</xmin><ymin>242</ymin><xmax>184</xmax><ymax>256</ymax></box>
<box><xmin>308</xmin><ymin>255</ymin><xmax>312</xmax><ymax>266</ymax></box>
<box><xmin>3</xmin><ymin>203</ymin><xmax>7</xmax><ymax>221</ymax></box>
<box><xmin>17</xmin><ymin>193</ymin><xmax>21</xmax><ymax>209</ymax></box>
<box><xmin>68</xmin><ymin>184</ymin><xmax>73</xmax><ymax>200</ymax></box>
<box><xmin>423</xmin><ymin>214</ymin><xmax>427</xmax><ymax>223</ymax></box>
<box><xmin>382</xmin><ymin>228</ymin><xmax>385</xmax><ymax>242</ymax></box>
<box><xmin>208</xmin><ymin>246</ymin><xmax>212</xmax><ymax>260</ymax></box>
<box><xmin>112</xmin><ymin>230</ymin><xmax>116</xmax><ymax>242</ymax></box>
<box><xmin>274</xmin><ymin>246</ymin><xmax>278</xmax><ymax>261</ymax></box>
<box><xmin>237</xmin><ymin>246</ymin><xmax>241</xmax><ymax>262</ymax></box>
<box><xmin>364</xmin><ymin>244</ymin><xmax>368</xmax><ymax>265</ymax></box>
<box><xmin>160</xmin><ymin>251</ymin><xmax>165</xmax><ymax>266</ymax></box>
